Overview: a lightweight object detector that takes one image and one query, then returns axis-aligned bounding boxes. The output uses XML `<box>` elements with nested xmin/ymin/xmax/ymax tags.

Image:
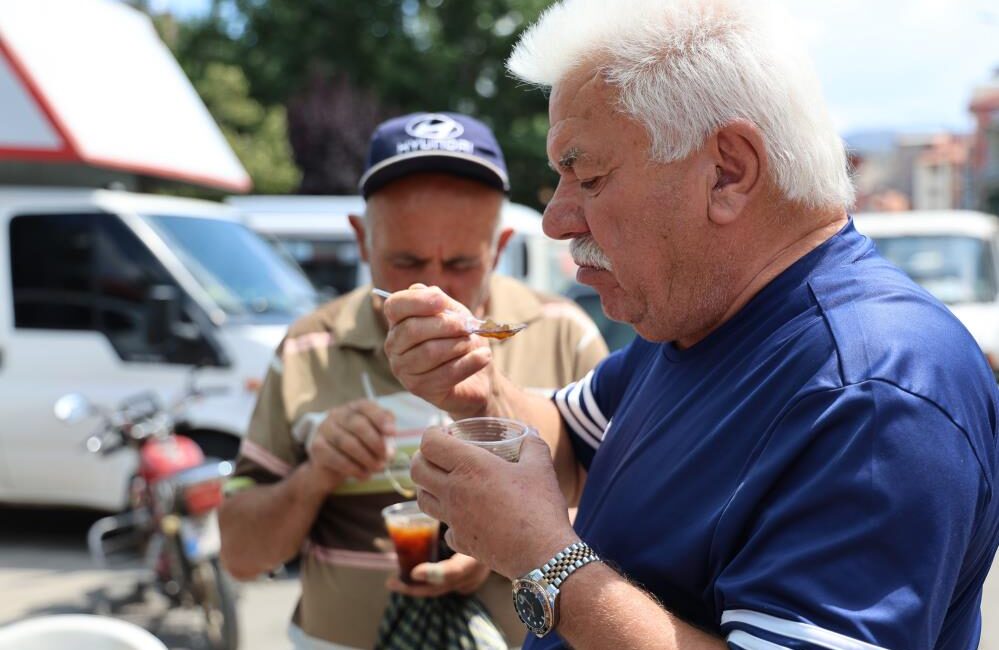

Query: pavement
<box><xmin>1</xmin><ymin>506</ymin><xmax>998</xmax><ymax>649</ymax></box>
<box><xmin>0</xmin><ymin>507</ymin><xmax>296</xmax><ymax>650</ymax></box>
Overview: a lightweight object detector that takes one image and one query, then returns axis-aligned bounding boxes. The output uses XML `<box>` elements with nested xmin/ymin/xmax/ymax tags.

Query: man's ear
<box><xmin>707</xmin><ymin>119</ymin><xmax>766</xmax><ymax>226</ymax></box>
<box><xmin>348</xmin><ymin>214</ymin><xmax>370</xmax><ymax>263</ymax></box>
<box><xmin>491</xmin><ymin>228</ymin><xmax>516</xmax><ymax>270</ymax></box>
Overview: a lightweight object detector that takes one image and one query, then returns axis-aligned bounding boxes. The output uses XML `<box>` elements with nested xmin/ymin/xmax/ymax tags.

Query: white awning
<box><xmin>0</xmin><ymin>0</ymin><xmax>251</xmax><ymax>192</ymax></box>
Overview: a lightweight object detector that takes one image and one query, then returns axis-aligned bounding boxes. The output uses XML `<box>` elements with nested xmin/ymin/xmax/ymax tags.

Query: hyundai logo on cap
<box><xmin>405</xmin><ymin>114</ymin><xmax>465</xmax><ymax>140</ymax></box>
<box><xmin>359</xmin><ymin>111</ymin><xmax>510</xmax><ymax>199</ymax></box>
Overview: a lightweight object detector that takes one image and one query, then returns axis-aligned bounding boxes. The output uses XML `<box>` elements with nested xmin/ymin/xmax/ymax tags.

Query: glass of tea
<box><xmin>381</xmin><ymin>501</ymin><xmax>440</xmax><ymax>584</ymax></box>
<box><xmin>447</xmin><ymin>417</ymin><xmax>532</xmax><ymax>462</ymax></box>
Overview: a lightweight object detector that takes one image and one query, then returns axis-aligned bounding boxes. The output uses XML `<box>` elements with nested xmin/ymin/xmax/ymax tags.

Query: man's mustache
<box><xmin>570</xmin><ymin>235</ymin><xmax>613</xmax><ymax>271</ymax></box>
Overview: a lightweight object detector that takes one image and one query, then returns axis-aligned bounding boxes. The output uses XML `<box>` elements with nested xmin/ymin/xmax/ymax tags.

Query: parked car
<box><xmin>853</xmin><ymin>210</ymin><xmax>999</xmax><ymax>375</ymax></box>
<box><xmin>0</xmin><ymin>187</ymin><xmax>318</xmax><ymax>510</ymax></box>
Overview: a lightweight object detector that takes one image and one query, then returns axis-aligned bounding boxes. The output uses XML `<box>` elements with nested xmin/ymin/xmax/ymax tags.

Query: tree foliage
<box><xmin>156</xmin><ymin>14</ymin><xmax>300</xmax><ymax>195</ymax></box>
<box><xmin>172</xmin><ymin>0</ymin><xmax>557</xmax><ymax>206</ymax></box>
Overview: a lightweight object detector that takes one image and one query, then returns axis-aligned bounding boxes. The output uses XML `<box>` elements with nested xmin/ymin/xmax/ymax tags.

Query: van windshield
<box><xmin>144</xmin><ymin>215</ymin><xmax>317</xmax><ymax>317</ymax></box>
<box><xmin>873</xmin><ymin>235</ymin><xmax>997</xmax><ymax>305</ymax></box>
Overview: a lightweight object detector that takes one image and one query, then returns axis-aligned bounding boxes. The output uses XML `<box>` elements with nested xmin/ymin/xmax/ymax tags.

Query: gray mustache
<box><xmin>570</xmin><ymin>236</ymin><xmax>612</xmax><ymax>271</ymax></box>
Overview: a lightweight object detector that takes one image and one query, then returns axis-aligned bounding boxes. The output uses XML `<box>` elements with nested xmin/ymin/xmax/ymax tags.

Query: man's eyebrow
<box><xmin>443</xmin><ymin>255</ymin><xmax>478</xmax><ymax>265</ymax></box>
<box><xmin>551</xmin><ymin>147</ymin><xmax>583</xmax><ymax>173</ymax></box>
<box><xmin>388</xmin><ymin>253</ymin><xmax>428</xmax><ymax>264</ymax></box>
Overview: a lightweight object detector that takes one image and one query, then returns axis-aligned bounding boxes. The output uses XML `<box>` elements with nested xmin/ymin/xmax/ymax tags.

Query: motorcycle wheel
<box><xmin>192</xmin><ymin>558</ymin><xmax>239</xmax><ymax>650</ymax></box>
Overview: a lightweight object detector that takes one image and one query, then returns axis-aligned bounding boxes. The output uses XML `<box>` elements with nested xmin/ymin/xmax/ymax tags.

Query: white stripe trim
<box><xmin>728</xmin><ymin>630</ymin><xmax>793</xmax><ymax>650</ymax></box>
<box><xmin>576</xmin><ymin>328</ymin><xmax>599</xmax><ymax>352</ymax></box>
<box><xmin>555</xmin><ymin>384</ymin><xmax>601</xmax><ymax>449</ymax></box>
<box><xmin>567</xmin><ymin>380</ymin><xmax>606</xmax><ymax>442</ymax></box>
<box><xmin>722</xmin><ymin>610</ymin><xmax>888</xmax><ymax>650</ymax></box>
<box><xmin>302</xmin><ymin>540</ymin><xmax>398</xmax><ymax>571</ymax></box>
<box><xmin>240</xmin><ymin>440</ymin><xmax>293</xmax><ymax>477</ymax></box>
<box><xmin>526</xmin><ymin>386</ymin><xmax>558</xmax><ymax>398</ymax></box>
<box><xmin>579</xmin><ymin>370</ymin><xmax>609</xmax><ymax>430</ymax></box>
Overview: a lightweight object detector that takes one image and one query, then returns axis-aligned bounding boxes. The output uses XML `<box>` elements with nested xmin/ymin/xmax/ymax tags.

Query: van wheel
<box><xmin>188</xmin><ymin>432</ymin><xmax>240</xmax><ymax>461</ymax></box>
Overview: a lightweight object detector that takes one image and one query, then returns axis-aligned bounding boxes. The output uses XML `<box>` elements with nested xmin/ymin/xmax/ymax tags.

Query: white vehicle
<box><xmin>0</xmin><ymin>187</ymin><xmax>317</xmax><ymax>510</ymax></box>
<box><xmin>853</xmin><ymin>210</ymin><xmax>999</xmax><ymax>374</ymax></box>
<box><xmin>227</xmin><ymin>195</ymin><xmax>578</xmax><ymax>297</ymax></box>
<box><xmin>0</xmin><ymin>1</ymin><xmax>313</xmax><ymax>510</ymax></box>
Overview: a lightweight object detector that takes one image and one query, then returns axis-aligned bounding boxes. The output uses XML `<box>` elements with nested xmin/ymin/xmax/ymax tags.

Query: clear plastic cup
<box><xmin>447</xmin><ymin>416</ymin><xmax>532</xmax><ymax>462</ymax></box>
<box><xmin>381</xmin><ymin>501</ymin><xmax>440</xmax><ymax>584</ymax></box>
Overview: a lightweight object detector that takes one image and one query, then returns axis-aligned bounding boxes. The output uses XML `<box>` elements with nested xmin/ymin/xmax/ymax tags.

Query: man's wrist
<box><xmin>294</xmin><ymin>461</ymin><xmax>340</xmax><ymax>502</ymax></box>
<box><xmin>514</xmin><ymin>530</ymin><xmax>581</xmax><ymax>579</ymax></box>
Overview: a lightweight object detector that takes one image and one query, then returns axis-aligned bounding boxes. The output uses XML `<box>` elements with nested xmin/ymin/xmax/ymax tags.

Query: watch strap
<box><xmin>539</xmin><ymin>541</ymin><xmax>600</xmax><ymax>589</ymax></box>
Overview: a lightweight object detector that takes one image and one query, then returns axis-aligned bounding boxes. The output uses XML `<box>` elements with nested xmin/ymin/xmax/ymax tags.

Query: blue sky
<box><xmin>147</xmin><ymin>0</ymin><xmax>999</xmax><ymax>135</ymax></box>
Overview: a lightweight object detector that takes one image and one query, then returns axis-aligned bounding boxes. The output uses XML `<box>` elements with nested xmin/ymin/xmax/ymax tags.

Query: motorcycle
<box><xmin>53</xmin><ymin>376</ymin><xmax>238</xmax><ymax>650</ymax></box>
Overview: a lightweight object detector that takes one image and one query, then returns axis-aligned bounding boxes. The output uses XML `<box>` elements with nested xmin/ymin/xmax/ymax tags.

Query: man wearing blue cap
<box><xmin>219</xmin><ymin>111</ymin><xmax>607</xmax><ymax>649</ymax></box>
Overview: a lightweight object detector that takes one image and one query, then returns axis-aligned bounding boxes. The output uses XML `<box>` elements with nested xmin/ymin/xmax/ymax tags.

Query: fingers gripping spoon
<box><xmin>371</xmin><ymin>288</ymin><xmax>528</xmax><ymax>339</ymax></box>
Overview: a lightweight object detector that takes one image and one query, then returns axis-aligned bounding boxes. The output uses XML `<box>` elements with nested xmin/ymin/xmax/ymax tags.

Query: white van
<box><xmin>0</xmin><ymin>187</ymin><xmax>317</xmax><ymax>510</ymax></box>
<box><xmin>853</xmin><ymin>210</ymin><xmax>999</xmax><ymax>375</ymax></box>
<box><xmin>226</xmin><ymin>195</ymin><xmax>577</xmax><ymax>298</ymax></box>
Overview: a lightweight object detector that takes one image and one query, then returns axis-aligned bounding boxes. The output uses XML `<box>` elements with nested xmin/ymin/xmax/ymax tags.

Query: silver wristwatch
<box><xmin>511</xmin><ymin>541</ymin><xmax>601</xmax><ymax>637</ymax></box>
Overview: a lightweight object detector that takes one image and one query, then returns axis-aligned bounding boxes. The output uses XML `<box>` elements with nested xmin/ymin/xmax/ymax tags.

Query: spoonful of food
<box><xmin>372</xmin><ymin>288</ymin><xmax>528</xmax><ymax>340</ymax></box>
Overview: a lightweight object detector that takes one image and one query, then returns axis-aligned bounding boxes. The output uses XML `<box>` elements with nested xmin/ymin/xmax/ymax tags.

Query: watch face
<box><xmin>513</xmin><ymin>581</ymin><xmax>551</xmax><ymax>635</ymax></box>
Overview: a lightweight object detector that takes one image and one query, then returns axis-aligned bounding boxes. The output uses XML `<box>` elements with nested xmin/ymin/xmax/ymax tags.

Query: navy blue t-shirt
<box><xmin>534</xmin><ymin>222</ymin><xmax>999</xmax><ymax>650</ymax></box>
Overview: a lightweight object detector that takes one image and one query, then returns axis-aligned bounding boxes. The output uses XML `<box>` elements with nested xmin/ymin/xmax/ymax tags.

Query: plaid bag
<box><xmin>374</xmin><ymin>592</ymin><xmax>509</xmax><ymax>650</ymax></box>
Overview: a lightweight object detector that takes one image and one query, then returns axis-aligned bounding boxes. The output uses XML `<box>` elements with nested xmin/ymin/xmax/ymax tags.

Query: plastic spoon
<box><xmin>372</xmin><ymin>288</ymin><xmax>527</xmax><ymax>339</ymax></box>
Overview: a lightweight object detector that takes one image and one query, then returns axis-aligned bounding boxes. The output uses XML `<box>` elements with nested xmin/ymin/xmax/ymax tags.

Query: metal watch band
<box><xmin>539</xmin><ymin>541</ymin><xmax>600</xmax><ymax>589</ymax></box>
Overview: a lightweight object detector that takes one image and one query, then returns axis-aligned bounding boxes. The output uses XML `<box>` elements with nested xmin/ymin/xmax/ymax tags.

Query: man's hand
<box><xmin>385</xmin><ymin>553</ymin><xmax>492</xmax><ymax>597</ymax></box>
<box><xmin>306</xmin><ymin>399</ymin><xmax>396</xmax><ymax>490</ymax></box>
<box><xmin>411</xmin><ymin>427</ymin><xmax>578</xmax><ymax>580</ymax></box>
<box><xmin>383</xmin><ymin>284</ymin><xmax>494</xmax><ymax>418</ymax></box>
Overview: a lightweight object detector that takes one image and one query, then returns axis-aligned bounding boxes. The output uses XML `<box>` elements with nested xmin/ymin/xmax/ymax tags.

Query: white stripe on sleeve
<box><xmin>578</xmin><ymin>369</ymin><xmax>609</xmax><ymax>430</ymax></box>
<box><xmin>567</xmin><ymin>381</ymin><xmax>606</xmax><ymax>442</ymax></box>
<box><xmin>727</xmin><ymin>630</ymin><xmax>792</xmax><ymax>650</ymax></box>
<box><xmin>721</xmin><ymin>610</ymin><xmax>888</xmax><ymax>650</ymax></box>
<box><xmin>554</xmin><ymin>383</ymin><xmax>601</xmax><ymax>449</ymax></box>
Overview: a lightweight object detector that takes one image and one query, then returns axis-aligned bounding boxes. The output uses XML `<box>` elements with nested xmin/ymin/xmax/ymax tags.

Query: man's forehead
<box><xmin>547</xmin><ymin>68</ymin><xmax>615</xmax><ymax>165</ymax></box>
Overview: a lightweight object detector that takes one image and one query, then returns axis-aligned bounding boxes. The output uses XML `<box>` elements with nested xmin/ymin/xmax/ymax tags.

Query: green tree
<box><xmin>157</xmin><ymin>13</ymin><xmax>300</xmax><ymax>195</ymax></box>
<box><xmin>191</xmin><ymin>62</ymin><xmax>301</xmax><ymax>194</ymax></box>
<box><xmin>181</xmin><ymin>0</ymin><xmax>557</xmax><ymax>206</ymax></box>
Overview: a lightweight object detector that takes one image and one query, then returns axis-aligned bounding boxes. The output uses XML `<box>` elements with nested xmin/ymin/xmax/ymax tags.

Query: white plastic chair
<box><xmin>0</xmin><ymin>615</ymin><xmax>168</xmax><ymax>650</ymax></box>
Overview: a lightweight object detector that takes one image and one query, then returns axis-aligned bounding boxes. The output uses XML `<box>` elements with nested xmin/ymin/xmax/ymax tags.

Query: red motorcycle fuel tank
<box><xmin>139</xmin><ymin>435</ymin><xmax>205</xmax><ymax>484</ymax></box>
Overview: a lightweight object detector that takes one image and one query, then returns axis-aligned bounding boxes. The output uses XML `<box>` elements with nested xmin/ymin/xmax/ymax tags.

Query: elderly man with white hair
<box><xmin>382</xmin><ymin>1</ymin><xmax>999</xmax><ymax>649</ymax></box>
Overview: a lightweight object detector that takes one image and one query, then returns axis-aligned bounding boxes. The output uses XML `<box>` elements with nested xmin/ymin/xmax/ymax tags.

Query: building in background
<box><xmin>970</xmin><ymin>69</ymin><xmax>999</xmax><ymax>216</ymax></box>
<box><xmin>912</xmin><ymin>133</ymin><xmax>972</xmax><ymax>211</ymax></box>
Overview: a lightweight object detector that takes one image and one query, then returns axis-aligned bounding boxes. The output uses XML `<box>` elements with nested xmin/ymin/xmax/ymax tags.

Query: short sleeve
<box><xmin>553</xmin><ymin>343</ymin><xmax>633</xmax><ymax>469</ymax></box>
<box><xmin>227</xmin><ymin>343</ymin><xmax>302</xmax><ymax>494</ymax></box>
<box><xmin>716</xmin><ymin>380</ymin><xmax>987</xmax><ymax>650</ymax></box>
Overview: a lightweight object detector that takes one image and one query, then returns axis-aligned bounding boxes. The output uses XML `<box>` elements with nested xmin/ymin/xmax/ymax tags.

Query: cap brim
<box><xmin>359</xmin><ymin>151</ymin><xmax>510</xmax><ymax>198</ymax></box>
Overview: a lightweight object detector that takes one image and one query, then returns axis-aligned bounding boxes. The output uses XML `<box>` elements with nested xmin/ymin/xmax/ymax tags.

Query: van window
<box><xmin>873</xmin><ymin>235</ymin><xmax>998</xmax><ymax>304</ymax></box>
<box><xmin>10</xmin><ymin>213</ymin><xmax>218</xmax><ymax>365</ymax></box>
<box><xmin>275</xmin><ymin>237</ymin><xmax>360</xmax><ymax>298</ymax></box>
<box><xmin>10</xmin><ymin>213</ymin><xmax>95</xmax><ymax>330</ymax></box>
<box><xmin>144</xmin><ymin>215</ymin><xmax>316</xmax><ymax>317</ymax></box>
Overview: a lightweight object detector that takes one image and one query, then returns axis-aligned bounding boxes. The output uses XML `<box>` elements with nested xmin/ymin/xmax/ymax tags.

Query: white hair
<box><xmin>507</xmin><ymin>0</ymin><xmax>854</xmax><ymax>210</ymax></box>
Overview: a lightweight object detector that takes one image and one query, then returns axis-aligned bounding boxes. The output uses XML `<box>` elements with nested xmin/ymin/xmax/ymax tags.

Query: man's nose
<box><xmin>542</xmin><ymin>181</ymin><xmax>587</xmax><ymax>240</ymax></box>
<box><xmin>421</xmin><ymin>266</ymin><xmax>446</xmax><ymax>292</ymax></box>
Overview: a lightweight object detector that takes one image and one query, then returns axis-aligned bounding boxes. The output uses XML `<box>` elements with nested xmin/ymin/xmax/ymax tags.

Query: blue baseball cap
<box><xmin>359</xmin><ymin>112</ymin><xmax>510</xmax><ymax>198</ymax></box>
